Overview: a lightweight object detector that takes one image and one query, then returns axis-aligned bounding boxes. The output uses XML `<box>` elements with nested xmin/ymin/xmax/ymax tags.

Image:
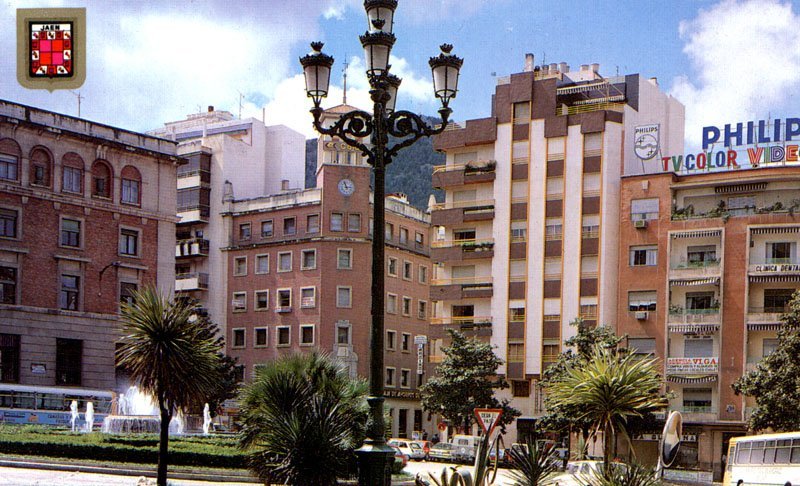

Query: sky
<box><xmin>3</xmin><ymin>0</ymin><xmax>800</xmax><ymax>150</ymax></box>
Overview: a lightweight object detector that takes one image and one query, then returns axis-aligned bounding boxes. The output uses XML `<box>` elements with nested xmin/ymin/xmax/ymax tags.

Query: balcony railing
<box><xmin>666</xmin><ymin>356</ymin><xmax>719</xmax><ymax>375</ymax></box>
<box><xmin>431</xmin><ymin>199</ymin><xmax>495</xmax><ymax>211</ymax></box>
<box><xmin>175</xmin><ymin>238</ymin><xmax>210</xmax><ymax>258</ymax></box>
<box><xmin>432</xmin><ymin>160</ymin><xmax>497</xmax><ymax>174</ymax></box>
<box><xmin>669</xmin><ymin>260</ymin><xmax>721</xmax><ymax>279</ymax></box>
<box><xmin>431</xmin><ymin>276</ymin><xmax>493</xmax><ymax>286</ymax></box>
<box><xmin>670</xmin><ymin>260</ymin><xmax>720</xmax><ymax>269</ymax></box>
<box><xmin>672</xmin><ymin>405</ymin><xmax>718</xmax><ymax>415</ymax></box>
<box><xmin>668</xmin><ymin>309</ymin><xmax>721</xmax><ymax>324</ymax></box>
<box><xmin>175</xmin><ymin>272</ymin><xmax>209</xmax><ymax>291</ymax></box>
<box><xmin>431</xmin><ymin>316</ymin><xmax>492</xmax><ymax>326</ymax></box>
<box><xmin>431</xmin><ymin>238</ymin><xmax>494</xmax><ymax>250</ymax></box>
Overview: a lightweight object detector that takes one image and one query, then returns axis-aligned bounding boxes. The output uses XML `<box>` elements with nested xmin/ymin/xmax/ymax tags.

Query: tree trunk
<box><xmin>158</xmin><ymin>406</ymin><xmax>172</xmax><ymax>486</ymax></box>
<box><xmin>603</xmin><ymin>421</ymin><xmax>613</xmax><ymax>471</ymax></box>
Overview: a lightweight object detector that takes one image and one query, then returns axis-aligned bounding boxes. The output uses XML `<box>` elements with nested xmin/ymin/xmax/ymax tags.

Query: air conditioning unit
<box><xmin>634</xmin><ymin>220</ymin><xmax>648</xmax><ymax>229</ymax></box>
<box><xmin>276</xmin><ymin>306</ymin><xmax>292</xmax><ymax>313</ymax></box>
<box><xmin>635</xmin><ymin>311</ymin><xmax>648</xmax><ymax>320</ymax></box>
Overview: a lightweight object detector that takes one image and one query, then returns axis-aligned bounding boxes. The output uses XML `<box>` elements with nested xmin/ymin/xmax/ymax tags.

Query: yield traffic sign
<box><xmin>474</xmin><ymin>408</ymin><xmax>503</xmax><ymax>436</ymax></box>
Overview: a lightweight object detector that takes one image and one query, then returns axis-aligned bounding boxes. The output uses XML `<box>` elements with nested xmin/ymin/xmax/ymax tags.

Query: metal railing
<box><xmin>557</xmin><ymin>102</ymin><xmax>625</xmax><ymax>116</ymax></box>
<box><xmin>430</xmin><ymin>316</ymin><xmax>492</xmax><ymax>326</ymax></box>
<box><xmin>431</xmin><ymin>276</ymin><xmax>493</xmax><ymax>286</ymax></box>
<box><xmin>431</xmin><ymin>237</ymin><xmax>495</xmax><ymax>249</ymax></box>
<box><xmin>430</xmin><ymin>198</ymin><xmax>495</xmax><ymax>211</ymax></box>
<box><xmin>670</xmin><ymin>260</ymin><xmax>720</xmax><ymax>269</ymax></box>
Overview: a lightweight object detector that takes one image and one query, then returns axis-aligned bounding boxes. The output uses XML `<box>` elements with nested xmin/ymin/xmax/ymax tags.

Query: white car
<box><xmin>388</xmin><ymin>438</ymin><xmax>427</xmax><ymax>461</ymax></box>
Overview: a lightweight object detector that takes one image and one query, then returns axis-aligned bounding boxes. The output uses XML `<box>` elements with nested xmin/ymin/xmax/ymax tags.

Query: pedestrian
<box><xmin>423</xmin><ymin>431</ymin><xmax>428</xmax><ymax>441</ymax></box>
<box><xmin>431</xmin><ymin>433</ymin><xmax>439</xmax><ymax>444</ymax></box>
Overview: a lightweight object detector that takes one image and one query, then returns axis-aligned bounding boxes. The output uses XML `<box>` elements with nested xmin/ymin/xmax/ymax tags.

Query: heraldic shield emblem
<box><xmin>17</xmin><ymin>8</ymin><xmax>85</xmax><ymax>91</ymax></box>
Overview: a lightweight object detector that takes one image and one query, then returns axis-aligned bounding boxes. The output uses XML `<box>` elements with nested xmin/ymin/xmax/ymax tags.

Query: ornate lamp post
<box><xmin>300</xmin><ymin>1</ymin><xmax>462</xmax><ymax>484</ymax></box>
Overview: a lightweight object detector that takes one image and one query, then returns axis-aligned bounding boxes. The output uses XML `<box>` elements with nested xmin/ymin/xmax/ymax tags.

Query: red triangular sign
<box><xmin>474</xmin><ymin>408</ymin><xmax>502</xmax><ymax>436</ymax></box>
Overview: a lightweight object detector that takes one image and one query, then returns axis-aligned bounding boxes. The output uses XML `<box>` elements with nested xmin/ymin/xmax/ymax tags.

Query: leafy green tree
<box><xmin>116</xmin><ymin>287</ymin><xmax>223</xmax><ymax>486</ymax></box>
<box><xmin>420</xmin><ymin>329</ymin><xmax>521</xmax><ymax>433</ymax></box>
<box><xmin>545</xmin><ymin>344</ymin><xmax>667</xmax><ymax>469</ymax></box>
<box><xmin>238</xmin><ymin>352</ymin><xmax>368</xmax><ymax>486</ymax></box>
<box><xmin>538</xmin><ymin>319</ymin><xmax>625</xmax><ymax>456</ymax></box>
<box><xmin>733</xmin><ymin>292</ymin><xmax>800</xmax><ymax>432</ymax></box>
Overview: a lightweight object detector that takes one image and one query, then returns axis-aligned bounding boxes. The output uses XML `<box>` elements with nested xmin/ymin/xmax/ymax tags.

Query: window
<box><xmin>119</xmin><ymin>282</ymin><xmax>137</xmax><ymax>306</ymax></box>
<box><xmin>630</xmin><ymin>246</ymin><xmax>657</xmax><ymax>266</ymax></box>
<box><xmin>232</xmin><ymin>292</ymin><xmax>247</xmax><ymax>312</ymax></box>
<box><xmin>385</xmin><ymin>222</ymin><xmax>394</xmax><ymax>241</ymax></box>
<box><xmin>418</xmin><ymin>265</ymin><xmax>428</xmax><ymax>284</ymax></box>
<box><xmin>767</xmin><ymin>242</ymin><xmax>794</xmax><ymax>263</ymax></box>
<box><xmin>763</xmin><ymin>338</ymin><xmax>779</xmax><ymax>357</ymax></box>
<box><xmin>510</xmin><ymin>307</ymin><xmax>526</xmax><ymax>322</ymax></box>
<box><xmin>255</xmin><ymin>290</ymin><xmax>269</xmax><ymax>310</ymax></box>
<box><xmin>121</xmin><ymin>177</ymin><xmax>140</xmax><ymax>205</ymax></box>
<box><xmin>386</xmin><ymin>330</ymin><xmax>396</xmax><ymax>350</ymax></box>
<box><xmin>337</xmin><ymin>325</ymin><xmax>351</xmax><ymax>345</ymax></box>
<box><xmin>91</xmin><ymin>161</ymin><xmax>111</xmax><ymax>198</ymax></box>
<box><xmin>60</xmin><ymin>274</ymin><xmax>80</xmax><ymax>310</ymax></box>
<box><xmin>0</xmin><ymin>209</ymin><xmax>17</xmax><ymax>238</ymax></box>
<box><xmin>545</xmin><ymin>220</ymin><xmax>562</xmax><ymax>240</ymax></box>
<box><xmin>62</xmin><ymin>166</ymin><xmax>82</xmax><ymax>193</ymax></box>
<box><xmin>261</xmin><ymin>220</ymin><xmax>273</xmax><ymax>237</ymax></box>
<box><xmin>453</xmin><ymin>228</ymin><xmax>476</xmax><ymax>241</ymax></box>
<box><xmin>0</xmin><ymin>266</ymin><xmax>16</xmax><ymax>304</ymax></box>
<box><xmin>306</xmin><ymin>214</ymin><xmax>320</xmax><ymax>233</ymax></box>
<box><xmin>415</xmin><ymin>231</ymin><xmax>424</xmax><ymax>247</ymax></box>
<box><xmin>628</xmin><ymin>338</ymin><xmax>656</xmax><ymax>355</ymax></box>
<box><xmin>232</xmin><ymin>329</ymin><xmax>245</xmax><ymax>348</ymax></box>
<box><xmin>330</xmin><ymin>212</ymin><xmax>344</xmax><ymax>231</ymax></box>
<box><xmin>239</xmin><ymin>223</ymin><xmax>251</xmax><ymax>241</ymax></box>
<box><xmin>400</xmin><ymin>369</ymin><xmax>410</xmax><ymax>388</ymax></box>
<box><xmin>684</xmin><ymin>337</ymin><xmax>712</xmax><ymax>357</ymax></box>
<box><xmin>254</xmin><ymin>327</ymin><xmax>268</xmax><ymax>347</ymax></box>
<box><xmin>631</xmin><ymin>198</ymin><xmax>659</xmax><ymax>221</ymax></box>
<box><xmin>764</xmin><ymin>289</ymin><xmax>794</xmax><ymax>313</ymax></box>
<box><xmin>686</xmin><ymin>291</ymin><xmax>716</xmax><ymax>312</ymax></box>
<box><xmin>347</xmin><ymin>213</ymin><xmax>361</xmax><ymax>232</ymax></box>
<box><xmin>508</xmin><ymin>343</ymin><xmax>524</xmax><ymax>363</ymax></box>
<box><xmin>628</xmin><ymin>291</ymin><xmax>657</xmax><ymax>312</ymax></box>
<box><xmin>278</xmin><ymin>251</ymin><xmax>292</xmax><ymax>272</ymax></box>
<box><xmin>682</xmin><ymin>388</ymin><xmax>712</xmax><ymax>413</ymax></box>
<box><xmin>385</xmin><ymin>367</ymin><xmax>396</xmax><ymax>387</ymax></box>
<box><xmin>300</xmin><ymin>287</ymin><xmax>316</xmax><ymax>308</ymax></box>
<box><xmin>402</xmin><ymin>296</ymin><xmax>412</xmax><ymax>316</ymax></box>
<box><xmin>511</xmin><ymin>222</ymin><xmax>527</xmax><ymax>241</ymax></box>
<box><xmin>337</xmin><ymin>286</ymin><xmax>352</xmax><ymax>308</ymax></box>
<box><xmin>283</xmin><ymin>217</ymin><xmax>296</xmax><ymax>236</ymax></box>
<box><xmin>687</xmin><ymin>245</ymin><xmax>717</xmax><ymax>264</ymax></box>
<box><xmin>512</xmin><ymin>380</ymin><xmax>530</xmax><ymax>398</ymax></box>
<box><xmin>399</xmin><ymin>227</ymin><xmax>409</xmax><ymax>245</ymax></box>
<box><xmin>119</xmin><ymin>229</ymin><xmax>139</xmax><ymax>257</ymax></box>
<box><xmin>301</xmin><ymin>249</ymin><xmax>317</xmax><ymax>270</ymax></box>
<box><xmin>277</xmin><ymin>289</ymin><xmax>292</xmax><ymax>309</ymax></box>
<box><xmin>338</xmin><ymin>249</ymin><xmax>352</xmax><ymax>269</ymax></box>
<box><xmin>0</xmin><ymin>334</ymin><xmax>20</xmax><ymax>383</ymax></box>
<box><xmin>300</xmin><ymin>325</ymin><xmax>315</xmax><ymax>346</ymax></box>
<box><xmin>277</xmin><ymin>326</ymin><xmax>290</xmax><ymax>346</ymax></box>
<box><xmin>387</xmin><ymin>293</ymin><xmax>397</xmax><ymax>314</ymax></box>
<box><xmin>56</xmin><ymin>338</ymin><xmax>82</xmax><ymax>385</ymax></box>
<box><xmin>255</xmin><ymin>254</ymin><xmax>269</xmax><ymax>274</ymax></box>
<box><xmin>0</xmin><ymin>154</ymin><xmax>18</xmax><ymax>181</ymax></box>
<box><xmin>30</xmin><ymin>148</ymin><xmax>51</xmax><ymax>187</ymax></box>
<box><xmin>233</xmin><ymin>365</ymin><xmax>245</xmax><ymax>383</ymax></box>
<box><xmin>233</xmin><ymin>256</ymin><xmax>247</xmax><ymax>276</ymax></box>
<box><xmin>387</xmin><ymin>257</ymin><xmax>398</xmax><ymax>277</ymax></box>
<box><xmin>403</xmin><ymin>261</ymin><xmax>412</xmax><ymax>280</ymax></box>
<box><xmin>401</xmin><ymin>333</ymin><xmax>411</xmax><ymax>352</ymax></box>
<box><xmin>60</xmin><ymin>219</ymin><xmax>81</xmax><ymax>248</ymax></box>
<box><xmin>418</xmin><ymin>300</ymin><xmax>427</xmax><ymax>320</ymax></box>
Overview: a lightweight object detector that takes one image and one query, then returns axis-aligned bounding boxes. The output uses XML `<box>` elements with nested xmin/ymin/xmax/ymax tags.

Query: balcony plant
<box><xmin>464</xmin><ymin>159</ymin><xmax>496</xmax><ymax>174</ymax></box>
<box><xmin>670</xmin><ymin>203</ymin><xmax>694</xmax><ymax>220</ymax></box>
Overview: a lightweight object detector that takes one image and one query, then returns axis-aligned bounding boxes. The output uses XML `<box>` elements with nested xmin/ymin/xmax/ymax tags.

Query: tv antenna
<box><xmin>343</xmin><ymin>56</ymin><xmax>349</xmax><ymax>105</ymax></box>
<box><xmin>70</xmin><ymin>90</ymin><xmax>83</xmax><ymax>117</ymax></box>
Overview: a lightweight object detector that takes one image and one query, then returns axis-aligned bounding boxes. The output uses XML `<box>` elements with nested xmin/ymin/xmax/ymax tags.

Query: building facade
<box><xmin>618</xmin><ymin>164</ymin><xmax>800</xmax><ymax>480</ymax></box>
<box><xmin>222</xmin><ymin>105</ymin><xmax>434</xmax><ymax>438</ymax></box>
<box><xmin>149</xmin><ymin>107</ymin><xmax>306</xmax><ymax>328</ymax></box>
<box><xmin>430</xmin><ymin>56</ymin><xmax>684</xmax><ymax>441</ymax></box>
<box><xmin>0</xmin><ymin>99</ymin><xmax>180</xmax><ymax>390</ymax></box>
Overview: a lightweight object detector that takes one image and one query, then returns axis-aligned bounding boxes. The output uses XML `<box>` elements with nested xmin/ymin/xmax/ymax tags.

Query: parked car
<box><xmin>412</xmin><ymin>440</ymin><xmax>432</xmax><ymax>460</ymax></box>
<box><xmin>388</xmin><ymin>438</ymin><xmax>426</xmax><ymax>460</ymax></box>
<box><xmin>451</xmin><ymin>434</ymin><xmax>482</xmax><ymax>463</ymax></box>
<box><xmin>428</xmin><ymin>442</ymin><xmax>455</xmax><ymax>462</ymax></box>
<box><xmin>390</xmin><ymin>445</ymin><xmax>409</xmax><ymax>469</ymax></box>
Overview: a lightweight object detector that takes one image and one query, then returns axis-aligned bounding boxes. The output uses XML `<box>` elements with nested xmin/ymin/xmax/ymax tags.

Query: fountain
<box><xmin>101</xmin><ymin>386</ymin><xmax>185</xmax><ymax>434</ymax></box>
<box><xmin>202</xmin><ymin>403</ymin><xmax>212</xmax><ymax>435</ymax></box>
<box><xmin>84</xmin><ymin>402</ymin><xmax>94</xmax><ymax>433</ymax></box>
<box><xmin>70</xmin><ymin>400</ymin><xmax>79</xmax><ymax>432</ymax></box>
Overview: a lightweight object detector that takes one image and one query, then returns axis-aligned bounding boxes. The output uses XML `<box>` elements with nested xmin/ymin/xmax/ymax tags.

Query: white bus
<box><xmin>0</xmin><ymin>383</ymin><xmax>114</xmax><ymax>428</ymax></box>
<box><xmin>723</xmin><ymin>432</ymin><xmax>800</xmax><ymax>485</ymax></box>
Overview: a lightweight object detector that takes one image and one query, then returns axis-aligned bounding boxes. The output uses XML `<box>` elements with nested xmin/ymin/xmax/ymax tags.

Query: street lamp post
<box><xmin>300</xmin><ymin>2</ymin><xmax>462</xmax><ymax>484</ymax></box>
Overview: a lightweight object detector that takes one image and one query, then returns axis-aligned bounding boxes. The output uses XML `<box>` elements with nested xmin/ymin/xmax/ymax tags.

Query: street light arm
<box><xmin>310</xmin><ymin>107</ymin><xmax>375</xmax><ymax>160</ymax></box>
<box><xmin>385</xmin><ymin>107</ymin><xmax>451</xmax><ymax>161</ymax></box>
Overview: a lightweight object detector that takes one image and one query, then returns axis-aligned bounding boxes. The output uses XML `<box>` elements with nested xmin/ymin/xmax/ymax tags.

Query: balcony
<box><xmin>667</xmin><ymin>405</ymin><xmax>719</xmax><ymax>422</ymax></box>
<box><xmin>430</xmin><ymin>238</ymin><xmax>494</xmax><ymax>262</ymax></box>
<box><xmin>667</xmin><ymin>309</ymin><xmax>721</xmax><ymax>328</ymax></box>
<box><xmin>175</xmin><ymin>272</ymin><xmax>209</xmax><ymax>292</ymax></box>
<box><xmin>666</xmin><ymin>357</ymin><xmax>719</xmax><ymax>375</ymax></box>
<box><xmin>430</xmin><ymin>199</ymin><xmax>495</xmax><ymax>226</ymax></box>
<box><xmin>177</xmin><ymin>205</ymin><xmax>210</xmax><ymax>224</ymax></box>
<box><xmin>430</xmin><ymin>316</ymin><xmax>492</xmax><ymax>338</ymax></box>
<box><xmin>669</xmin><ymin>260</ymin><xmax>721</xmax><ymax>280</ymax></box>
<box><xmin>432</xmin><ymin>160</ymin><xmax>496</xmax><ymax>189</ymax></box>
<box><xmin>175</xmin><ymin>238</ymin><xmax>210</xmax><ymax>258</ymax></box>
<box><xmin>746</xmin><ymin>306</ymin><xmax>786</xmax><ymax>331</ymax></box>
<box><xmin>430</xmin><ymin>276</ymin><xmax>493</xmax><ymax>301</ymax></box>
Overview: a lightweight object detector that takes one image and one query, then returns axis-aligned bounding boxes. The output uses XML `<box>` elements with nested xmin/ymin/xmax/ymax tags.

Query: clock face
<box><xmin>338</xmin><ymin>178</ymin><xmax>355</xmax><ymax>196</ymax></box>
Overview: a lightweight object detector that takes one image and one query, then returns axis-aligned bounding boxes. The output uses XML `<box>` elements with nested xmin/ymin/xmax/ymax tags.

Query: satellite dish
<box><xmin>660</xmin><ymin>411</ymin><xmax>683</xmax><ymax>468</ymax></box>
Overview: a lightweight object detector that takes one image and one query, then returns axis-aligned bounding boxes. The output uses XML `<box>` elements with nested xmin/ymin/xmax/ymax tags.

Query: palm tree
<box><xmin>117</xmin><ymin>287</ymin><xmax>223</xmax><ymax>486</ymax></box>
<box><xmin>238</xmin><ymin>351</ymin><xmax>368</xmax><ymax>486</ymax></box>
<box><xmin>506</xmin><ymin>439</ymin><xmax>561</xmax><ymax>486</ymax></box>
<box><xmin>545</xmin><ymin>344</ymin><xmax>667</xmax><ymax>469</ymax></box>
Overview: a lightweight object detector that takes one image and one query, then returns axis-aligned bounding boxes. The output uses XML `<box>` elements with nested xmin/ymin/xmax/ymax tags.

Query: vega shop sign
<box><xmin>660</xmin><ymin>117</ymin><xmax>800</xmax><ymax>173</ymax></box>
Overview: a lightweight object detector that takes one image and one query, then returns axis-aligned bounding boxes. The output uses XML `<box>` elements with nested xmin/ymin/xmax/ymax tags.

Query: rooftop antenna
<box><xmin>237</xmin><ymin>91</ymin><xmax>244</xmax><ymax>119</ymax></box>
<box><xmin>342</xmin><ymin>55</ymin><xmax>349</xmax><ymax>105</ymax></box>
<box><xmin>70</xmin><ymin>90</ymin><xmax>83</xmax><ymax>117</ymax></box>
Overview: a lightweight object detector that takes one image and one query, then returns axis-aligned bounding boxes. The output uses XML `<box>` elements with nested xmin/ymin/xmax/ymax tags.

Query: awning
<box><xmin>667</xmin><ymin>375</ymin><xmax>718</xmax><ymax>384</ymax></box>
<box><xmin>751</xmin><ymin>226</ymin><xmax>800</xmax><ymax>235</ymax></box>
<box><xmin>671</xmin><ymin>229</ymin><xmax>722</xmax><ymax>239</ymax></box>
<box><xmin>668</xmin><ymin>324</ymin><xmax>720</xmax><ymax>334</ymax></box>
<box><xmin>670</xmin><ymin>277</ymin><xmax>720</xmax><ymax>286</ymax></box>
<box><xmin>749</xmin><ymin>275</ymin><xmax>800</xmax><ymax>283</ymax></box>
<box><xmin>747</xmin><ymin>323</ymin><xmax>783</xmax><ymax>331</ymax></box>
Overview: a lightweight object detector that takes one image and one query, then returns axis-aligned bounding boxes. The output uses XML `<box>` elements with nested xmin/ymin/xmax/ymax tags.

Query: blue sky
<box><xmin>2</xmin><ymin>0</ymin><xmax>800</xmax><ymax>148</ymax></box>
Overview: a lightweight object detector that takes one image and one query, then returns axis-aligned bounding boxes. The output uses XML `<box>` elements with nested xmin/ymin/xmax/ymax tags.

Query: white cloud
<box><xmin>670</xmin><ymin>0</ymin><xmax>800</xmax><ymax>149</ymax></box>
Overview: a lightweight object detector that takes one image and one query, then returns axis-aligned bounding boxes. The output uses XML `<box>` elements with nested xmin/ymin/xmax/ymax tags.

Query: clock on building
<box><xmin>338</xmin><ymin>178</ymin><xmax>355</xmax><ymax>196</ymax></box>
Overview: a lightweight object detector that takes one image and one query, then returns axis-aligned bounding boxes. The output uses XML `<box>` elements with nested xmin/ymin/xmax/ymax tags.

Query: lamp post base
<box><xmin>354</xmin><ymin>443</ymin><xmax>394</xmax><ymax>486</ymax></box>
